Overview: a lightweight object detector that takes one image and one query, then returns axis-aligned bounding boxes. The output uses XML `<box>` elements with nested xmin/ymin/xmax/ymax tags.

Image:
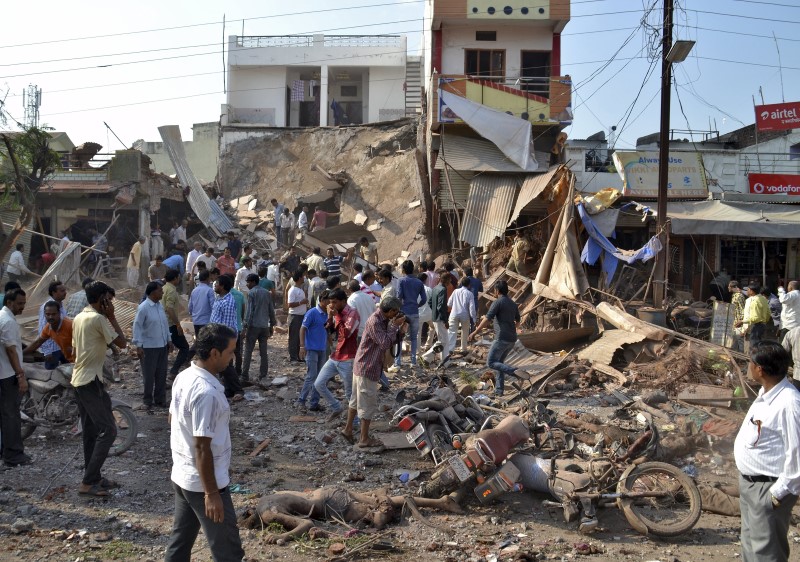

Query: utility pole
<box><xmin>652</xmin><ymin>0</ymin><xmax>673</xmax><ymax>309</ymax></box>
<box><xmin>22</xmin><ymin>84</ymin><xmax>42</xmax><ymax>129</ymax></box>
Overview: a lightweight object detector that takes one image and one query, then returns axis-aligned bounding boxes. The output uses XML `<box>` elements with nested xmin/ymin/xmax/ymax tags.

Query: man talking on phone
<box><xmin>71</xmin><ymin>281</ymin><xmax>127</xmax><ymax>496</ymax></box>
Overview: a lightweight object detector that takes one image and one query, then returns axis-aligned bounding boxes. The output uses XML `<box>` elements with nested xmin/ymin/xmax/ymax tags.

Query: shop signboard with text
<box><xmin>612</xmin><ymin>151</ymin><xmax>708</xmax><ymax>198</ymax></box>
<box><xmin>749</xmin><ymin>173</ymin><xmax>800</xmax><ymax>196</ymax></box>
<box><xmin>755</xmin><ymin>101</ymin><xmax>800</xmax><ymax>132</ymax></box>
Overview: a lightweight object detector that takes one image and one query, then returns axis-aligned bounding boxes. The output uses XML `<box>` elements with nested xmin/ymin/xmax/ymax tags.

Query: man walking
<box><xmin>127</xmin><ymin>236</ymin><xmax>145</xmax><ymax>288</ymax></box>
<box><xmin>37</xmin><ymin>281</ymin><xmax>68</xmax><ymax>369</ymax></box>
<box><xmin>165</xmin><ymin>324</ymin><xmax>244</xmax><ymax>562</ymax></box>
<box><xmin>341</xmin><ymin>296</ymin><xmax>404</xmax><ymax>449</ymax></box>
<box><xmin>210</xmin><ymin>275</ymin><xmax>244</xmax><ymax>402</ymax></box>
<box><xmin>779</xmin><ymin>281</ymin><xmax>800</xmax><ymax>338</ymax></box>
<box><xmin>189</xmin><ymin>270</ymin><xmax>215</xmax><ymax>337</ymax></box>
<box><xmin>425</xmin><ymin>272</ymin><xmax>453</xmax><ymax>365</ymax></box>
<box><xmin>163</xmin><ymin>270</ymin><xmax>191</xmax><ymax>378</ymax></box>
<box><xmin>132</xmin><ymin>282</ymin><xmax>171</xmax><ymax>410</ymax></box>
<box><xmin>390</xmin><ymin>260</ymin><xmax>426</xmax><ymax>371</ymax></box>
<box><xmin>469</xmin><ymin>280</ymin><xmax>523</xmax><ymax>397</ymax></box>
<box><xmin>297</xmin><ymin>290</ymin><xmax>330</xmax><ymax>412</ymax></box>
<box><xmin>734</xmin><ymin>341</ymin><xmax>800</xmax><ymax>562</ymax></box>
<box><xmin>0</xmin><ymin>289</ymin><xmax>31</xmax><ymax>467</ymax></box>
<box><xmin>737</xmin><ymin>285</ymin><xmax>771</xmax><ymax>349</ymax></box>
<box><xmin>448</xmin><ymin>277</ymin><xmax>477</xmax><ymax>355</ymax></box>
<box><xmin>7</xmin><ymin>244</ymin><xmax>33</xmax><ymax>283</ymax></box>
<box><xmin>72</xmin><ymin>281</ymin><xmax>127</xmax><ymax>496</ymax></box>
<box><xmin>242</xmin><ymin>274</ymin><xmax>276</xmax><ymax>386</ymax></box>
<box><xmin>315</xmin><ymin>289</ymin><xmax>360</xmax><ymax>421</ymax></box>
<box><xmin>287</xmin><ymin>271</ymin><xmax>308</xmax><ymax>362</ymax></box>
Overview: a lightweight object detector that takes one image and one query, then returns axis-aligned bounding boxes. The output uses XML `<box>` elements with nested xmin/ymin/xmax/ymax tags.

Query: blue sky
<box><xmin>1</xmin><ymin>0</ymin><xmax>798</xmax><ymax>152</ymax></box>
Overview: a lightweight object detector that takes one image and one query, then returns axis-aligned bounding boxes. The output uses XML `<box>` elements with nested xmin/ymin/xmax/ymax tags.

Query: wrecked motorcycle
<box><xmin>392</xmin><ymin>384</ymin><xmax>489</xmax><ymax>461</ymax></box>
<box><xmin>417</xmin><ymin>405</ymin><xmax>701</xmax><ymax>537</ymax></box>
<box><xmin>20</xmin><ymin>363</ymin><xmax>138</xmax><ymax>456</ymax></box>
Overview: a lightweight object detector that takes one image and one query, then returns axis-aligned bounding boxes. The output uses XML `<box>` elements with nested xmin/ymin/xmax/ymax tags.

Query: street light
<box><xmin>653</xmin><ymin>2</ymin><xmax>694</xmax><ymax>309</ymax></box>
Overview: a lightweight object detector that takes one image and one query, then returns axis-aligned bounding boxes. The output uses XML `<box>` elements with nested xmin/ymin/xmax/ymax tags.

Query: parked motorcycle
<box><xmin>20</xmin><ymin>364</ymin><xmax>138</xmax><ymax>456</ymax></box>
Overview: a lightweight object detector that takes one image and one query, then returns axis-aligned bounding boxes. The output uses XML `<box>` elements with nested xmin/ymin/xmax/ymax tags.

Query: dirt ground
<box><xmin>2</xmin><ymin>327</ymin><xmax>799</xmax><ymax>562</ymax></box>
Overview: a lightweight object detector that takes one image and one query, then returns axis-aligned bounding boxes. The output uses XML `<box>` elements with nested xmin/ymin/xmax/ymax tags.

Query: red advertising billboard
<box><xmin>749</xmin><ymin>173</ymin><xmax>800</xmax><ymax>196</ymax></box>
<box><xmin>755</xmin><ymin>101</ymin><xmax>800</xmax><ymax>132</ymax></box>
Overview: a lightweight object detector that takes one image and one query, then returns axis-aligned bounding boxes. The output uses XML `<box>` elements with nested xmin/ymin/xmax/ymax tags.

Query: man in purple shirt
<box><xmin>389</xmin><ymin>260</ymin><xmax>426</xmax><ymax>371</ymax></box>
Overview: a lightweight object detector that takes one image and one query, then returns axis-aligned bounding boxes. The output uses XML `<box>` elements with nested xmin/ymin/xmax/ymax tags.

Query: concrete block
<box><xmin>366</xmin><ymin>223</ymin><xmax>381</xmax><ymax>232</ymax></box>
<box><xmin>408</xmin><ymin>199</ymin><xmax>421</xmax><ymax>209</ymax></box>
<box><xmin>354</xmin><ymin>210</ymin><xmax>368</xmax><ymax>226</ymax></box>
<box><xmin>248</xmin><ymin>198</ymin><xmax>258</xmax><ymax>211</ymax></box>
<box><xmin>239</xmin><ymin>194</ymin><xmax>254</xmax><ymax>205</ymax></box>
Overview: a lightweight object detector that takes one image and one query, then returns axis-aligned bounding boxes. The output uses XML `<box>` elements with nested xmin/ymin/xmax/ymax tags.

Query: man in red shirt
<box><xmin>314</xmin><ymin>289</ymin><xmax>360</xmax><ymax>421</ymax></box>
<box><xmin>310</xmin><ymin>205</ymin><xmax>340</xmax><ymax>232</ymax></box>
<box><xmin>216</xmin><ymin>248</ymin><xmax>236</xmax><ymax>277</ymax></box>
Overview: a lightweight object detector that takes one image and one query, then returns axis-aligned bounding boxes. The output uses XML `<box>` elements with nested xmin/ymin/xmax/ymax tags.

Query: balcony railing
<box><xmin>461</xmin><ymin>75</ymin><xmax>552</xmax><ymax>98</ymax></box>
<box><xmin>236</xmin><ymin>35</ymin><xmax>403</xmax><ymax>49</ymax></box>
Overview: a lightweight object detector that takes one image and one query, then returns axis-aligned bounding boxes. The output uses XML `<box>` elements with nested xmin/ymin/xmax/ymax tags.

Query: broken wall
<box><xmin>218</xmin><ymin>120</ymin><xmax>429</xmax><ymax>261</ymax></box>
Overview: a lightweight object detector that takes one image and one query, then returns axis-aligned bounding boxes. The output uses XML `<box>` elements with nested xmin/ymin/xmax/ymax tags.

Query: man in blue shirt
<box><xmin>188</xmin><ymin>270</ymin><xmax>214</xmax><ymax>336</ymax></box>
<box><xmin>297</xmin><ymin>290</ymin><xmax>331</xmax><ymax>412</ymax></box>
<box><xmin>323</xmin><ymin>247</ymin><xmax>344</xmax><ymax>277</ymax></box>
<box><xmin>389</xmin><ymin>260</ymin><xmax>426</xmax><ymax>371</ymax></box>
<box><xmin>132</xmin><ymin>282</ymin><xmax>171</xmax><ymax>410</ymax></box>
<box><xmin>210</xmin><ymin>275</ymin><xmax>243</xmax><ymax>401</ymax></box>
<box><xmin>163</xmin><ymin>253</ymin><xmax>186</xmax><ymax>293</ymax></box>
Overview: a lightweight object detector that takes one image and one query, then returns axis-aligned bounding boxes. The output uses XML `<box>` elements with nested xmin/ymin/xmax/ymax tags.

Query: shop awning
<box><xmin>459</xmin><ymin>174</ymin><xmax>517</xmax><ymax>247</ymax></box>
<box><xmin>508</xmin><ymin>166</ymin><xmax>561</xmax><ymax>226</ymax></box>
<box><xmin>668</xmin><ymin>200</ymin><xmax>800</xmax><ymax>238</ymax></box>
<box><xmin>435</xmin><ymin>134</ymin><xmax>548</xmax><ymax>173</ymax></box>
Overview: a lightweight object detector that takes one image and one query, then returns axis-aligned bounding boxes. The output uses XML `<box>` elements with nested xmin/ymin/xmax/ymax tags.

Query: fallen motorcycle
<box><xmin>20</xmin><ymin>363</ymin><xmax>138</xmax><ymax>456</ymax></box>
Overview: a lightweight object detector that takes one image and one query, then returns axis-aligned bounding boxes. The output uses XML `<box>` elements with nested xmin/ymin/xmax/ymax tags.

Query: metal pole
<box><xmin>653</xmin><ymin>0</ymin><xmax>674</xmax><ymax>308</ymax></box>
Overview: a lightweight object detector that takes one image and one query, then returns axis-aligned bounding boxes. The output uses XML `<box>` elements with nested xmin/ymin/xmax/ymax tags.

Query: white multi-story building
<box><xmin>222</xmin><ymin>34</ymin><xmax>416</xmax><ymax>127</ymax></box>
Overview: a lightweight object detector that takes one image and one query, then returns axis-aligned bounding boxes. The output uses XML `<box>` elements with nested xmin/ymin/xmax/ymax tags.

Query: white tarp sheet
<box><xmin>668</xmin><ymin>200</ymin><xmax>800</xmax><ymax>238</ymax></box>
<box><xmin>440</xmin><ymin>90</ymin><xmax>537</xmax><ymax>171</ymax></box>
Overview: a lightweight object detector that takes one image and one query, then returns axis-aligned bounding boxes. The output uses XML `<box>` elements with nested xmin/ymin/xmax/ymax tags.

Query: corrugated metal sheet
<box><xmin>435</xmin><ymin>134</ymin><xmax>549</xmax><ymax>173</ymax></box>
<box><xmin>437</xmin><ymin>171</ymin><xmax>472</xmax><ymax>210</ymax></box>
<box><xmin>508</xmin><ymin>166</ymin><xmax>561</xmax><ymax>226</ymax></box>
<box><xmin>459</xmin><ymin>174</ymin><xmax>518</xmax><ymax>247</ymax></box>
<box><xmin>576</xmin><ymin>329</ymin><xmax>645</xmax><ymax>364</ymax></box>
<box><xmin>158</xmin><ymin>126</ymin><xmax>233</xmax><ymax>237</ymax></box>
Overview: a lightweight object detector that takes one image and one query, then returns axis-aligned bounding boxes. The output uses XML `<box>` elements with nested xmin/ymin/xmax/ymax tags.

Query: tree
<box><xmin>0</xmin><ymin>126</ymin><xmax>61</xmax><ymax>262</ymax></box>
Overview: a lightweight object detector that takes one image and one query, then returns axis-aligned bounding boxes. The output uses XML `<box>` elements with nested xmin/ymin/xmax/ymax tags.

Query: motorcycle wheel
<box><xmin>110</xmin><ymin>406</ymin><xmax>138</xmax><ymax>456</ymax></box>
<box><xmin>617</xmin><ymin>461</ymin><xmax>701</xmax><ymax>537</ymax></box>
<box><xmin>20</xmin><ymin>392</ymin><xmax>36</xmax><ymax>440</ymax></box>
<box><xmin>427</xmin><ymin>423</ymin><xmax>454</xmax><ymax>452</ymax></box>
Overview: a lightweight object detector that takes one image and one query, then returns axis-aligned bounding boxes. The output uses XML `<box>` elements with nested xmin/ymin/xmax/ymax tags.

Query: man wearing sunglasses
<box><xmin>734</xmin><ymin>340</ymin><xmax>800</xmax><ymax>561</ymax></box>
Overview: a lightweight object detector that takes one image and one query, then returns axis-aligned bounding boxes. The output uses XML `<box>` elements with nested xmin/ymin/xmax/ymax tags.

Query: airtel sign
<box><xmin>755</xmin><ymin>101</ymin><xmax>800</xmax><ymax>132</ymax></box>
<box><xmin>749</xmin><ymin>173</ymin><xmax>800</xmax><ymax>196</ymax></box>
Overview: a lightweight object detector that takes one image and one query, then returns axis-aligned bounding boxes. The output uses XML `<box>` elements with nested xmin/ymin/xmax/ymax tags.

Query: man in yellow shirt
<box><xmin>71</xmin><ymin>281</ymin><xmax>127</xmax><ymax>496</ymax></box>
<box><xmin>736</xmin><ymin>285</ymin><xmax>772</xmax><ymax>349</ymax></box>
<box><xmin>506</xmin><ymin>231</ymin><xmax>530</xmax><ymax>276</ymax></box>
<box><xmin>127</xmin><ymin>237</ymin><xmax>145</xmax><ymax>288</ymax></box>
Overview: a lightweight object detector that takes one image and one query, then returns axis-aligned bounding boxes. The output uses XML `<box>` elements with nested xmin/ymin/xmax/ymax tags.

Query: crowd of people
<box><xmin>6</xmin><ymin>220</ymin><xmax>800</xmax><ymax>561</ymax></box>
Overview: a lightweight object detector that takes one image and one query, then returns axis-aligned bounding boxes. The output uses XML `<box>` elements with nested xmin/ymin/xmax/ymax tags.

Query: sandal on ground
<box><xmin>340</xmin><ymin>431</ymin><xmax>355</xmax><ymax>444</ymax></box>
<box><xmin>99</xmin><ymin>478</ymin><xmax>120</xmax><ymax>489</ymax></box>
<box><xmin>357</xmin><ymin>437</ymin><xmax>384</xmax><ymax>449</ymax></box>
<box><xmin>79</xmin><ymin>483</ymin><xmax>110</xmax><ymax>497</ymax></box>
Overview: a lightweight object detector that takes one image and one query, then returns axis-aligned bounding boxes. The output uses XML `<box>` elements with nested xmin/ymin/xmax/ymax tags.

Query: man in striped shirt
<box><xmin>324</xmin><ymin>247</ymin><xmax>344</xmax><ymax>277</ymax></box>
<box><xmin>210</xmin><ymin>275</ymin><xmax>243</xmax><ymax>402</ymax></box>
<box><xmin>341</xmin><ymin>296</ymin><xmax>405</xmax><ymax>449</ymax></box>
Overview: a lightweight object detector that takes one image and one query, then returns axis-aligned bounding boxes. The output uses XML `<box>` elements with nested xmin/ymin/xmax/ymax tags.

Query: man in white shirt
<box><xmin>127</xmin><ymin>237</ymin><xmax>145</xmax><ymax>288</ymax></box>
<box><xmin>193</xmin><ymin>247</ymin><xmax>217</xmax><ymax>276</ymax></box>
<box><xmin>165</xmin><ymin>323</ymin><xmax>244</xmax><ymax>562</ymax></box>
<box><xmin>233</xmin><ymin>257</ymin><xmax>257</xmax><ymax>294</ymax></box>
<box><xmin>447</xmin><ymin>277</ymin><xmax>477</xmax><ymax>354</ymax></box>
<box><xmin>297</xmin><ymin>205</ymin><xmax>309</xmax><ymax>233</ymax></box>
<box><xmin>6</xmin><ymin>244</ymin><xmax>33</xmax><ymax>283</ymax></box>
<box><xmin>279</xmin><ymin>208</ymin><xmax>296</xmax><ymax>247</ymax></box>
<box><xmin>346</xmin><ymin>280</ymin><xmax>376</xmax><ymax>340</ymax></box>
<box><xmin>185</xmin><ymin>241</ymin><xmax>204</xmax><ymax>290</ymax></box>
<box><xmin>0</xmin><ymin>289</ymin><xmax>31</xmax><ymax>467</ymax></box>
<box><xmin>778</xmin><ymin>281</ymin><xmax>800</xmax><ymax>338</ymax></box>
<box><xmin>287</xmin><ymin>271</ymin><xmax>308</xmax><ymax>362</ymax></box>
<box><xmin>734</xmin><ymin>341</ymin><xmax>800</xmax><ymax>562</ymax></box>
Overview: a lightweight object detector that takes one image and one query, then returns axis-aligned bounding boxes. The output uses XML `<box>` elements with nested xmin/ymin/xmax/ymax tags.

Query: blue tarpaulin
<box><xmin>576</xmin><ymin>202</ymin><xmax>662</xmax><ymax>286</ymax></box>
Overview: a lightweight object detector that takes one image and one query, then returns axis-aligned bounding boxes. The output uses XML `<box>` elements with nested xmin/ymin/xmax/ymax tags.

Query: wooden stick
<box><xmin>249</xmin><ymin>438</ymin><xmax>271</xmax><ymax>457</ymax></box>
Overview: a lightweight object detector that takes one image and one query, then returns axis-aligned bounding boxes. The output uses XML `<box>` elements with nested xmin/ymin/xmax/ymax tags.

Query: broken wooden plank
<box><xmin>373</xmin><ymin>432</ymin><xmax>415</xmax><ymax>450</ymax></box>
<box><xmin>677</xmin><ymin>384</ymin><xmax>733</xmax><ymax>408</ymax></box>
<box><xmin>288</xmin><ymin>416</ymin><xmax>319</xmax><ymax>423</ymax></box>
<box><xmin>518</xmin><ymin>327</ymin><xmax>594</xmax><ymax>353</ymax></box>
<box><xmin>249</xmin><ymin>438</ymin><xmax>271</xmax><ymax>457</ymax></box>
<box><xmin>595</xmin><ymin>302</ymin><xmax>670</xmax><ymax>342</ymax></box>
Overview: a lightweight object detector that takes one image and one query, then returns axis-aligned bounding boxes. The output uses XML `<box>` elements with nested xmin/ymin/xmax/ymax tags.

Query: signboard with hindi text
<box><xmin>612</xmin><ymin>151</ymin><xmax>708</xmax><ymax>198</ymax></box>
<box><xmin>755</xmin><ymin>101</ymin><xmax>800</xmax><ymax>132</ymax></box>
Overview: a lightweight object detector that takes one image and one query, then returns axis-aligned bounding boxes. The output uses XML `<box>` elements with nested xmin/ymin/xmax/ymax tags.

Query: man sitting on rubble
<box><xmin>24</xmin><ymin>300</ymin><xmax>75</xmax><ymax>366</ymax></box>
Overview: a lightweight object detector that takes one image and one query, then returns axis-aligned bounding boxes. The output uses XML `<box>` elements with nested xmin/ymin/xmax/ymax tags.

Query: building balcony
<box><xmin>431</xmin><ymin>0</ymin><xmax>569</xmax><ymax>31</ymax></box>
<box><xmin>432</xmin><ymin>73</ymin><xmax>571</xmax><ymax>128</ymax></box>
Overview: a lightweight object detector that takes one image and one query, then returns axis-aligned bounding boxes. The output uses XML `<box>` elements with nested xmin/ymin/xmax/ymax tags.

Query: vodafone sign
<box><xmin>755</xmin><ymin>101</ymin><xmax>800</xmax><ymax>132</ymax></box>
<box><xmin>749</xmin><ymin>173</ymin><xmax>800</xmax><ymax>196</ymax></box>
